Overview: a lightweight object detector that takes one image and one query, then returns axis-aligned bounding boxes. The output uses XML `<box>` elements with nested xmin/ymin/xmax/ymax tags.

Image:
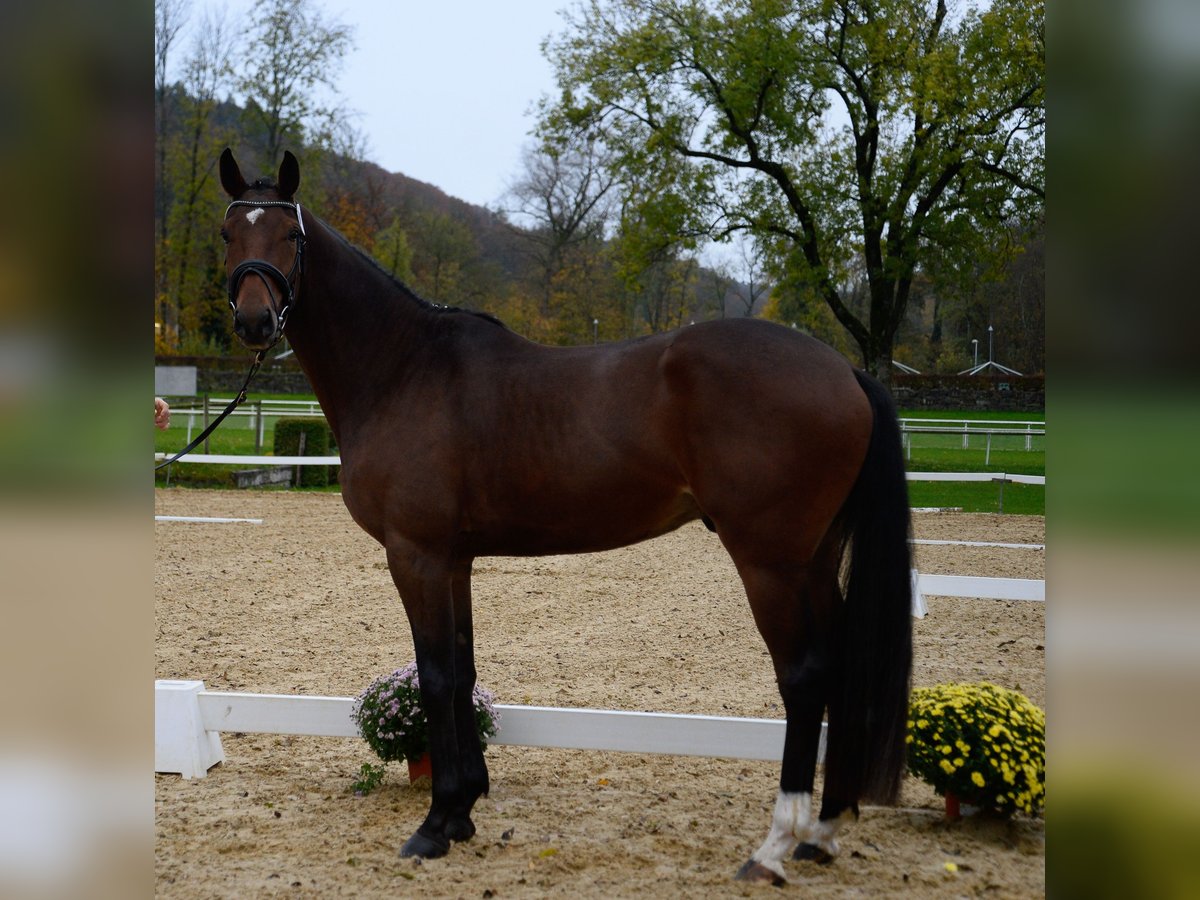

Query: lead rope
<box><xmin>154</xmin><ymin>350</ymin><xmax>266</xmax><ymax>471</ymax></box>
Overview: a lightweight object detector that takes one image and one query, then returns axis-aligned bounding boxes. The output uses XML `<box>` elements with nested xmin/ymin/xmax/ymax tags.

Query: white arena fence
<box><xmin>154</xmin><ymin>572</ymin><xmax>1043</xmax><ymax>779</ymax></box>
<box><xmin>155</xmin><ymin>681</ymin><xmax>804</xmax><ymax>780</ymax></box>
<box><xmin>153</xmin><ymin>452</ymin><xmax>1044</xmax><ymax>487</ymax></box>
<box><xmin>163</xmin><ymin>406</ymin><xmax>1043</xmax><ymax>464</ymax></box>
<box><xmin>167</xmin><ymin>406</ymin><xmax>1042</xmax><ymax>439</ymax></box>
<box><xmin>898</xmin><ymin>418</ymin><xmax>1045</xmax><ymax>466</ymax></box>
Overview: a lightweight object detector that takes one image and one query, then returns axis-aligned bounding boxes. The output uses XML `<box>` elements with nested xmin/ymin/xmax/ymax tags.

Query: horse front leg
<box><xmin>446</xmin><ymin>565</ymin><xmax>488</xmax><ymax>841</ymax></box>
<box><xmin>386</xmin><ymin>543</ymin><xmax>472</xmax><ymax>859</ymax></box>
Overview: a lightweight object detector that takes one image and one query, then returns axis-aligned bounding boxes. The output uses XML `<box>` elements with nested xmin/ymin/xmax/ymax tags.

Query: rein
<box><xmin>155</xmin><ymin>200</ymin><xmax>306</xmax><ymax>472</ymax></box>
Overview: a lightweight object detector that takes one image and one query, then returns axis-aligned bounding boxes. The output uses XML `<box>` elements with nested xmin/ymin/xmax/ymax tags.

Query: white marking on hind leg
<box><xmin>750</xmin><ymin>791</ymin><xmax>812</xmax><ymax>880</ymax></box>
<box><xmin>807</xmin><ymin>807</ymin><xmax>856</xmax><ymax>858</ymax></box>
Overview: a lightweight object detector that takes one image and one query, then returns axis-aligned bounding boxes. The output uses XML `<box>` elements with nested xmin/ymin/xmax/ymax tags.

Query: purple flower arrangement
<box><xmin>352</xmin><ymin>662</ymin><xmax>500</xmax><ymax>764</ymax></box>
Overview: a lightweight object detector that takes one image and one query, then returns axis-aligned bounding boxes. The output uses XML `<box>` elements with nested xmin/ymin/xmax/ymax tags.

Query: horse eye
<box><xmin>287</xmin><ymin>229</ymin><xmax>300</xmax><ymax>242</ymax></box>
<box><xmin>220</xmin><ymin>229</ymin><xmax>231</xmax><ymax>244</ymax></box>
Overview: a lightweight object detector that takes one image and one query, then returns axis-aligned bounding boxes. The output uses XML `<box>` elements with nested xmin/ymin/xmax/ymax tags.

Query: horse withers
<box><xmin>217</xmin><ymin>148</ymin><xmax>912</xmax><ymax>885</ymax></box>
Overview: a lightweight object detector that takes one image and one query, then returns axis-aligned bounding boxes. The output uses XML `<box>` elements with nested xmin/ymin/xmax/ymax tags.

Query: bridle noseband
<box><xmin>224</xmin><ymin>199</ymin><xmax>307</xmax><ymax>346</ymax></box>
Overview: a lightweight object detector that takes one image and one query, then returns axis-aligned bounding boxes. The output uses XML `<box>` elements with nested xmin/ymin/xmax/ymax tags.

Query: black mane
<box><xmin>322</xmin><ymin>215</ymin><xmax>508</xmax><ymax>330</ymax></box>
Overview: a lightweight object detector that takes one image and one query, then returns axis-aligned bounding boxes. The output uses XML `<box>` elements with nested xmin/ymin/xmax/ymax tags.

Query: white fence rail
<box><xmin>154</xmin><ymin>680</ymin><xmax>797</xmax><ymax>779</ymax></box>
<box><xmin>906</xmin><ymin>471</ymin><xmax>1045</xmax><ymax>485</ymax></box>
<box><xmin>918</xmin><ymin>574</ymin><xmax>1044</xmax><ymax>602</ymax></box>
<box><xmin>153</xmin><ymin>452</ymin><xmax>1045</xmax><ymax>488</ymax></box>
<box><xmin>198</xmin><ymin>691</ymin><xmax>791</xmax><ymax>760</ymax></box>
<box><xmin>154</xmin><ymin>453</ymin><xmax>340</xmax><ymax>466</ymax></box>
<box><xmin>898</xmin><ymin>419</ymin><xmax>1045</xmax><ymax>464</ymax></box>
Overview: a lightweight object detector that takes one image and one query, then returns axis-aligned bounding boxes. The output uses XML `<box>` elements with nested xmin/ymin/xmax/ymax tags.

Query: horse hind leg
<box><xmin>732</xmin><ymin>551</ymin><xmax>840</xmax><ymax>885</ymax></box>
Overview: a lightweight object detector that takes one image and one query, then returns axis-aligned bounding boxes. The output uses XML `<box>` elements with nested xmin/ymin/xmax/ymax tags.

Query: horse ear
<box><xmin>220</xmin><ymin>148</ymin><xmax>249</xmax><ymax>198</ymax></box>
<box><xmin>278</xmin><ymin>151</ymin><xmax>300</xmax><ymax>199</ymax></box>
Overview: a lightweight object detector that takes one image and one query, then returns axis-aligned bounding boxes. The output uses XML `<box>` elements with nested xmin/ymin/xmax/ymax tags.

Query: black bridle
<box><xmin>156</xmin><ymin>200</ymin><xmax>308</xmax><ymax>472</ymax></box>
<box><xmin>224</xmin><ymin>199</ymin><xmax>307</xmax><ymax>343</ymax></box>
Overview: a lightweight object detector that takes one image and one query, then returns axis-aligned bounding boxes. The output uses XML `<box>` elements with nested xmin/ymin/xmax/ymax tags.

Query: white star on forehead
<box><xmin>246</xmin><ymin>208</ymin><xmax>265</xmax><ymax>225</ymax></box>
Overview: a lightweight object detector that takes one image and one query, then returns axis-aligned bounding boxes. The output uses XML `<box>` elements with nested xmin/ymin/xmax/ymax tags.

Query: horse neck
<box><xmin>282</xmin><ymin>217</ymin><xmax>439</xmax><ymax>442</ymax></box>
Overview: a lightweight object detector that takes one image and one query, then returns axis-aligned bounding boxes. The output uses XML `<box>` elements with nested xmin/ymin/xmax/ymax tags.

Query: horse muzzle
<box><xmin>229</xmin><ymin>258</ymin><xmax>293</xmax><ymax>350</ymax></box>
<box><xmin>232</xmin><ymin>303</ymin><xmax>280</xmax><ymax>350</ymax></box>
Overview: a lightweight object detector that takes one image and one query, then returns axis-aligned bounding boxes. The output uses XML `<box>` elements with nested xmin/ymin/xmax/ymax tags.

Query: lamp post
<box><xmin>593</xmin><ymin>318</ymin><xmax>599</xmax><ymax>344</ymax></box>
<box><xmin>988</xmin><ymin>325</ymin><xmax>994</xmax><ymax>363</ymax></box>
<box><xmin>971</xmin><ymin>338</ymin><xmax>979</xmax><ymax>368</ymax></box>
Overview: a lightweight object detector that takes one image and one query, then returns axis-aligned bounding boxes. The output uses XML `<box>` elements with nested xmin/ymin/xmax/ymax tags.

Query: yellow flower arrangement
<box><xmin>907</xmin><ymin>682</ymin><xmax>1045</xmax><ymax>817</ymax></box>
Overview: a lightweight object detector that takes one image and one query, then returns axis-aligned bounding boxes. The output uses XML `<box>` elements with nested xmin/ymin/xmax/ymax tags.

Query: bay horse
<box><xmin>218</xmin><ymin>149</ymin><xmax>912</xmax><ymax>885</ymax></box>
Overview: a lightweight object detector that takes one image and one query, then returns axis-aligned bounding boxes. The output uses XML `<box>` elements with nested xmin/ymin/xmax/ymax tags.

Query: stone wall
<box><xmin>892</xmin><ymin>374</ymin><xmax>1044</xmax><ymax>412</ymax></box>
<box><xmin>156</xmin><ymin>355</ymin><xmax>314</xmax><ymax>395</ymax></box>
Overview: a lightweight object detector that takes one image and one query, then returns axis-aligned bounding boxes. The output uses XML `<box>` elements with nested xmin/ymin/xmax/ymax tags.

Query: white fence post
<box><xmin>155</xmin><ymin>679</ymin><xmax>225</xmax><ymax>779</ymax></box>
<box><xmin>910</xmin><ymin>568</ymin><xmax>927</xmax><ymax>618</ymax></box>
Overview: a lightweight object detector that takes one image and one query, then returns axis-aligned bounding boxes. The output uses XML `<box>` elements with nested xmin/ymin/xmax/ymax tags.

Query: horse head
<box><xmin>219</xmin><ymin>148</ymin><xmax>305</xmax><ymax>350</ymax></box>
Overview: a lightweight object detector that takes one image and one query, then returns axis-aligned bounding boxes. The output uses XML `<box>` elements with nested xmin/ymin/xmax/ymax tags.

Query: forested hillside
<box><xmin>154</xmin><ymin>87</ymin><xmax>748</xmax><ymax>354</ymax></box>
<box><xmin>155</xmin><ymin>0</ymin><xmax>1042</xmax><ymax>375</ymax></box>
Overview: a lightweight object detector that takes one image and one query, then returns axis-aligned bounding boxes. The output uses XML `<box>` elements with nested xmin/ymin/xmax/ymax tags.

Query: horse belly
<box><xmin>467</xmin><ymin>474</ymin><xmax>701</xmax><ymax>557</ymax></box>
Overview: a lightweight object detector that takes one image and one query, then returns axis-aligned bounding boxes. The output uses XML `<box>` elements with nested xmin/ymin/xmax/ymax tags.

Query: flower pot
<box><xmin>407</xmin><ymin>752</ymin><xmax>432</xmax><ymax>782</ymax></box>
<box><xmin>945</xmin><ymin>791</ymin><xmax>961</xmax><ymax>820</ymax></box>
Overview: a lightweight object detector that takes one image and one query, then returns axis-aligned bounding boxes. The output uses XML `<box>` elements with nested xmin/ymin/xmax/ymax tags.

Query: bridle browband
<box><xmin>156</xmin><ymin>199</ymin><xmax>308</xmax><ymax>472</ymax></box>
<box><xmin>223</xmin><ymin>199</ymin><xmax>307</xmax><ymax>345</ymax></box>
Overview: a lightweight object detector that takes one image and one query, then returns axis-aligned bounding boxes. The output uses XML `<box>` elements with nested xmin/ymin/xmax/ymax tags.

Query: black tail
<box><xmin>823</xmin><ymin>370</ymin><xmax>913</xmax><ymax>806</ymax></box>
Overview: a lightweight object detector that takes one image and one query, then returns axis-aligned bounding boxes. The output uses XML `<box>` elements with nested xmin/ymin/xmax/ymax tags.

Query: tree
<box><xmin>934</xmin><ymin>217</ymin><xmax>1044</xmax><ymax>373</ymax></box>
<box><xmin>504</xmin><ymin>137</ymin><xmax>618</xmax><ymax>316</ymax></box>
<box><xmin>410</xmin><ymin>210</ymin><xmax>476</xmax><ymax>304</ymax></box>
<box><xmin>373</xmin><ymin>217</ymin><xmax>415</xmax><ymax>284</ymax></box>
<box><xmin>161</xmin><ymin>8</ymin><xmax>234</xmax><ymax>352</ymax></box>
<box><xmin>233</xmin><ymin>0</ymin><xmax>354</xmax><ymax>166</ymax></box>
<box><xmin>155</xmin><ymin>0</ymin><xmax>188</xmax><ymax>341</ymax></box>
<box><xmin>155</xmin><ymin>0</ymin><xmax>188</xmax><ymax>231</ymax></box>
<box><xmin>541</xmin><ymin>0</ymin><xmax>1045</xmax><ymax>386</ymax></box>
<box><xmin>728</xmin><ymin>237</ymin><xmax>771</xmax><ymax>318</ymax></box>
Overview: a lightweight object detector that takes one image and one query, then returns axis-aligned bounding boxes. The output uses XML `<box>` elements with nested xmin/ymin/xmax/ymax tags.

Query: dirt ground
<box><xmin>155</xmin><ymin>489</ymin><xmax>1045</xmax><ymax>898</ymax></box>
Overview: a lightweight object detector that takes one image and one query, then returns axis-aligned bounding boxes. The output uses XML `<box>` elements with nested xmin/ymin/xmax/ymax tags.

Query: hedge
<box><xmin>273</xmin><ymin>418</ymin><xmax>338</xmax><ymax>487</ymax></box>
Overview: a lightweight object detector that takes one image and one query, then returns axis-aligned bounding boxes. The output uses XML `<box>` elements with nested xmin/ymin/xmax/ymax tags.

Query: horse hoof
<box><xmin>444</xmin><ymin>816</ymin><xmax>476</xmax><ymax>843</ymax></box>
<box><xmin>734</xmin><ymin>859</ymin><xmax>786</xmax><ymax>886</ymax></box>
<box><xmin>792</xmin><ymin>842</ymin><xmax>834</xmax><ymax>865</ymax></box>
<box><xmin>399</xmin><ymin>829</ymin><xmax>450</xmax><ymax>859</ymax></box>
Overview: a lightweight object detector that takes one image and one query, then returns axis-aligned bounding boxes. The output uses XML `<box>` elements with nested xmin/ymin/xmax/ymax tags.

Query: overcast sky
<box><xmin>182</xmin><ymin>0</ymin><xmax>570</xmax><ymax>209</ymax></box>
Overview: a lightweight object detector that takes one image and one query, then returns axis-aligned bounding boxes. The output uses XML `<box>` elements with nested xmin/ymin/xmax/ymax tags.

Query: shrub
<box><xmin>907</xmin><ymin>682</ymin><xmax>1045</xmax><ymax>817</ymax></box>
<box><xmin>272</xmin><ymin>417</ymin><xmax>335</xmax><ymax>487</ymax></box>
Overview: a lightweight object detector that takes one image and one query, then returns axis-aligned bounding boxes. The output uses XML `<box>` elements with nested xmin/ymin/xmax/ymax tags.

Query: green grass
<box><xmin>905</xmin><ymin>446</ymin><xmax>1044</xmax><ymax>476</ymax></box>
<box><xmin>899</xmin><ymin>408</ymin><xmax>1044</xmax><ymax>422</ymax></box>
<box><xmin>908</xmin><ymin>480</ymin><xmax>1043</xmax><ymax>516</ymax></box>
